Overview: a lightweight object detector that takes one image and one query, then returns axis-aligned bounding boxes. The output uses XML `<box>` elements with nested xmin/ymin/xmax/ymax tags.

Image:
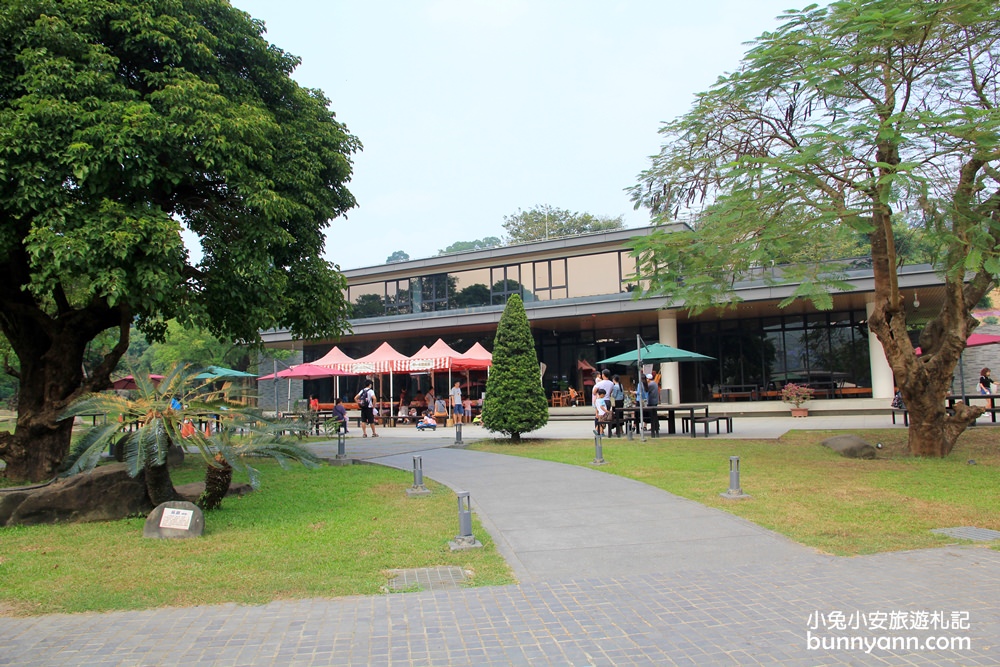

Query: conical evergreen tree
<box><xmin>482</xmin><ymin>295</ymin><xmax>548</xmax><ymax>441</ymax></box>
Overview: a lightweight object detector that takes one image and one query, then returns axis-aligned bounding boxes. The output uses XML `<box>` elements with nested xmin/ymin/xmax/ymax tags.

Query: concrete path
<box><xmin>370</xmin><ymin>448</ymin><xmax>809</xmax><ymax>582</ymax></box>
<box><xmin>3</xmin><ymin>416</ymin><xmax>999</xmax><ymax>665</ymax></box>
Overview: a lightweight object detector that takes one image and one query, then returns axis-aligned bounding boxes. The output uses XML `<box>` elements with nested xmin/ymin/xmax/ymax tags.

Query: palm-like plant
<box><xmin>60</xmin><ymin>363</ymin><xmax>316</xmax><ymax>508</ymax></box>
<box><xmin>197</xmin><ymin>421</ymin><xmax>321</xmax><ymax>510</ymax></box>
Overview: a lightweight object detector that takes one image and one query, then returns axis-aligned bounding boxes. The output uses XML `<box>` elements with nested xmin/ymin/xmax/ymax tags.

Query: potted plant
<box><xmin>781</xmin><ymin>382</ymin><xmax>814</xmax><ymax>417</ymax></box>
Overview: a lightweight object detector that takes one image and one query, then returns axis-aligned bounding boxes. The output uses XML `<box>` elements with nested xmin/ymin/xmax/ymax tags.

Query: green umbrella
<box><xmin>597</xmin><ymin>343</ymin><xmax>713</xmax><ymax>366</ymax></box>
<box><xmin>193</xmin><ymin>365</ymin><xmax>258</xmax><ymax>380</ymax></box>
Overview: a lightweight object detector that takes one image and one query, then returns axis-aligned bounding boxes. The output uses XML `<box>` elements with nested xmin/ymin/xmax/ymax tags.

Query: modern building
<box><xmin>260</xmin><ymin>225</ymin><xmax>945</xmax><ymax>410</ymax></box>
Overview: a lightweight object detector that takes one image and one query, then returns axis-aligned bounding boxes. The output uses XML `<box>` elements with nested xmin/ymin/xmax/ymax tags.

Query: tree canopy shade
<box><xmin>628</xmin><ymin>0</ymin><xmax>1000</xmax><ymax>457</ymax></box>
<box><xmin>502</xmin><ymin>205</ymin><xmax>624</xmax><ymax>244</ymax></box>
<box><xmin>0</xmin><ymin>0</ymin><xmax>360</xmax><ymax>481</ymax></box>
<box><xmin>481</xmin><ymin>295</ymin><xmax>548</xmax><ymax>441</ymax></box>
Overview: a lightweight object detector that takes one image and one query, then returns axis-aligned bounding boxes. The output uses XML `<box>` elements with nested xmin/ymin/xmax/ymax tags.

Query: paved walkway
<box><xmin>3</xmin><ymin>417</ymin><xmax>999</xmax><ymax>665</ymax></box>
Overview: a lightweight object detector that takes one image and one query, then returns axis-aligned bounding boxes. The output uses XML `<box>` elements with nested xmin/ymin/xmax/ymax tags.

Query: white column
<box><xmin>867</xmin><ymin>301</ymin><xmax>894</xmax><ymax>399</ymax></box>
<box><xmin>658</xmin><ymin>311</ymin><xmax>679</xmax><ymax>404</ymax></box>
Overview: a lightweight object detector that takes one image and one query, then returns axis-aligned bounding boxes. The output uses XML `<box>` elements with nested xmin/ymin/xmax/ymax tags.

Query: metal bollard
<box><xmin>592</xmin><ymin>432</ymin><xmax>606</xmax><ymax>465</ymax></box>
<box><xmin>336</xmin><ymin>430</ymin><xmax>347</xmax><ymax>459</ymax></box>
<box><xmin>406</xmin><ymin>455</ymin><xmax>431</xmax><ymax>496</ymax></box>
<box><xmin>720</xmin><ymin>455</ymin><xmax>750</xmax><ymax>499</ymax></box>
<box><xmin>457</xmin><ymin>492</ymin><xmax>472</xmax><ymax>537</ymax></box>
<box><xmin>454</xmin><ymin>421</ymin><xmax>463</xmax><ymax>444</ymax></box>
<box><xmin>449</xmin><ymin>491</ymin><xmax>481</xmax><ymax>549</ymax></box>
<box><xmin>413</xmin><ymin>455</ymin><xmax>424</xmax><ymax>487</ymax></box>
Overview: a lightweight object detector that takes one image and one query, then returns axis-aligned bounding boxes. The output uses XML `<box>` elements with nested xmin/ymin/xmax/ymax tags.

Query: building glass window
<box><xmin>452</xmin><ymin>268</ymin><xmax>491</xmax><ymax>308</ymax></box>
<box><xmin>349</xmin><ymin>282</ymin><xmax>386</xmax><ymax>319</ymax></box>
<box><xmin>567</xmin><ymin>253</ymin><xmax>620</xmax><ymax>298</ymax></box>
<box><xmin>532</xmin><ymin>258</ymin><xmax>568</xmax><ymax>301</ymax></box>
<box><xmin>491</xmin><ymin>265</ymin><xmax>522</xmax><ymax>305</ymax></box>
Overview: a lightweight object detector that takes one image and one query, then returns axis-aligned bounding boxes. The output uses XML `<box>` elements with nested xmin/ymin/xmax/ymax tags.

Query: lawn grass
<box><xmin>470</xmin><ymin>427</ymin><xmax>1000</xmax><ymax>556</ymax></box>
<box><xmin>0</xmin><ymin>460</ymin><xmax>514</xmax><ymax>616</ymax></box>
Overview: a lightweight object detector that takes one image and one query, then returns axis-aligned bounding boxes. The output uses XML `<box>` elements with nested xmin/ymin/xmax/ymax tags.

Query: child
<box><xmin>593</xmin><ymin>387</ymin><xmax>611</xmax><ymax>436</ymax></box>
<box><xmin>416</xmin><ymin>411</ymin><xmax>437</xmax><ymax>431</ymax></box>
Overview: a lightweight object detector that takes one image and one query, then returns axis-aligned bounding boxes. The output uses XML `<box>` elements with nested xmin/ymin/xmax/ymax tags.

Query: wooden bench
<box><xmin>683</xmin><ymin>414</ymin><xmax>733</xmax><ymax>436</ymax></box>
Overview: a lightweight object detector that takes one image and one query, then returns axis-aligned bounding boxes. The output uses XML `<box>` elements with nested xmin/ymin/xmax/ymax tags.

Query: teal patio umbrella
<box><xmin>193</xmin><ymin>365</ymin><xmax>258</xmax><ymax>380</ymax></box>
<box><xmin>598</xmin><ymin>343</ymin><xmax>713</xmax><ymax>366</ymax></box>
<box><xmin>599</xmin><ymin>340</ymin><xmax>714</xmax><ymax>443</ymax></box>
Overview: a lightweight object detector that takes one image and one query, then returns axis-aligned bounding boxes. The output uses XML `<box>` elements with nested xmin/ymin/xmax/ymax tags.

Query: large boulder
<box><xmin>821</xmin><ymin>434</ymin><xmax>877</xmax><ymax>459</ymax></box>
<box><xmin>0</xmin><ymin>464</ymin><xmax>152</xmax><ymax>527</ymax></box>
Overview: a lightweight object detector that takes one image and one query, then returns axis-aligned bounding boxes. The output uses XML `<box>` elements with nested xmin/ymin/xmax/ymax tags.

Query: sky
<box><xmin>224</xmin><ymin>0</ymin><xmax>804</xmax><ymax>270</ymax></box>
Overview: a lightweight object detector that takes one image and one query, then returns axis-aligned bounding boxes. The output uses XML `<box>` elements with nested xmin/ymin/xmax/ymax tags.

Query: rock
<box><xmin>0</xmin><ymin>464</ymin><xmax>152</xmax><ymax>527</ymax></box>
<box><xmin>821</xmin><ymin>434</ymin><xmax>877</xmax><ymax>459</ymax></box>
<box><xmin>143</xmin><ymin>501</ymin><xmax>204</xmax><ymax>539</ymax></box>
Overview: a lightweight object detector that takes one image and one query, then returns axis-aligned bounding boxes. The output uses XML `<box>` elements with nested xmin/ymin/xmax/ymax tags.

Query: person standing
<box><xmin>645</xmin><ymin>373</ymin><xmax>661</xmax><ymax>436</ymax></box>
<box><xmin>610</xmin><ymin>374</ymin><xmax>626</xmax><ymax>437</ymax></box>
<box><xmin>397</xmin><ymin>388</ymin><xmax>409</xmax><ymax>421</ymax></box>
<box><xmin>356</xmin><ymin>379</ymin><xmax>378</xmax><ymax>438</ymax></box>
<box><xmin>635</xmin><ymin>373</ymin><xmax>661</xmax><ymax>435</ymax></box>
<box><xmin>595</xmin><ymin>369</ymin><xmax>614</xmax><ymax>403</ymax></box>
<box><xmin>979</xmin><ymin>367</ymin><xmax>994</xmax><ymax>395</ymax></box>
<box><xmin>450</xmin><ymin>380</ymin><xmax>465</xmax><ymax>423</ymax></box>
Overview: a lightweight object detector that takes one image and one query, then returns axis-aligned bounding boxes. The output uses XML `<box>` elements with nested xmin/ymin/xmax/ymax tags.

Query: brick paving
<box><xmin>3</xmin><ymin>547</ymin><xmax>998</xmax><ymax>665</ymax></box>
<box><xmin>2</xmin><ymin>421</ymin><xmax>999</xmax><ymax>666</ymax></box>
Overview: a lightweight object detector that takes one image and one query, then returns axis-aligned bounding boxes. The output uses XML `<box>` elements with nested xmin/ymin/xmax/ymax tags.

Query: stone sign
<box><xmin>143</xmin><ymin>500</ymin><xmax>204</xmax><ymax>539</ymax></box>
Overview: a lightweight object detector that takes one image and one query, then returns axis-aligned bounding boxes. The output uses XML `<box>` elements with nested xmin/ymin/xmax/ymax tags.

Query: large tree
<box><xmin>629</xmin><ymin>0</ymin><xmax>1000</xmax><ymax>457</ymax></box>
<box><xmin>502</xmin><ymin>205</ymin><xmax>624</xmax><ymax>244</ymax></box>
<box><xmin>0</xmin><ymin>0</ymin><xmax>359</xmax><ymax>481</ymax></box>
<box><xmin>481</xmin><ymin>295</ymin><xmax>548</xmax><ymax>441</ymax></box>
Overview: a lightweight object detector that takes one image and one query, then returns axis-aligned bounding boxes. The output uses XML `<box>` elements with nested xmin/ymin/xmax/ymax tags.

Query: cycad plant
<box><xmin>60</xmin><ymin>363</ymin><xmax>316</xmax><ymax>508</ymax></box>
<box><xmin>196</xmin><ymin>421</ymin><xmax>322</xmax><ymax>510</ymax></box>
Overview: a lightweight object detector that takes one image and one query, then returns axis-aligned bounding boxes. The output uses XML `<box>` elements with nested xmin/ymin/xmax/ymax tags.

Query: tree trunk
<box><xmin>198</xmin><ymin>455</ymin><xmax>233</xmax><ymax>511</ymax></box>
<box><xmin>868</xmin><ymin>267</ymin><xmax>987</xmax><ymax>457</ymax></box>
<box><xmin>900</xmin><ymin>388</ymin><xmax>980</xmax><ymax>457</ymax></box>
<box><xmin>0</xmin><ymin>290</ymin><xmax>129</xmax><ymax>482</ymax></box>
<box><xmin>143</xmin><ymin>462</ymin><xmax>180</xmax><ymax>506</ymax></box>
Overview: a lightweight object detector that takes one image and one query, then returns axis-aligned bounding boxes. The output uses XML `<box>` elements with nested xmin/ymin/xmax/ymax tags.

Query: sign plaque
<box><xmin>159</xmin><ymin>507</ymin><xmax>194</xmax><ymax>530</ymax></box>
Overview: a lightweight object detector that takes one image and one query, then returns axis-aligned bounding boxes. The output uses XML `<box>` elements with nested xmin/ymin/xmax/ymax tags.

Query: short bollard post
<box><xmin>336</xmin><ymin>430</ymin><xmax>347</xmax><ymax>459</ymax></box>
<box><xmin>720</xmin><ymin>455</ymin><xmax>750</xmax><ymax>499</ymax></box>
<box><xmin>328</xmin><ymin>428</ymin><xmax>351</xmax><ymax>466</ymax></box>
<box><xmin>454</xmin><ymin>421</ymin><xmax>463</xmax><ymax>445</ymax></box>
<box><xmin>449</xmin><ymin>491</ymin><xmax>482</xmax><ymax>550</ymax></box>
<box><xmin>406</xmin><ymin>455</ymin><xmax>431</xmax><ymax>497</ymax></box>
<box><xmin>592</xmin><ymin>432</ymin><xmax>606</xmax><ymax>465</ymax></box>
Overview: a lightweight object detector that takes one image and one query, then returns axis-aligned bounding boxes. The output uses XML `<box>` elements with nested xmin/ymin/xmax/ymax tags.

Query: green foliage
<box><xmin>139</xmin><ymin>321</ymin><xmax>239</xmax><ymax>373</ymax></box>
<box><xmin>0</xmin><ymin>0</ymin><xmax>359</xmax><ymax>345</ymax></box>
<box><xmin>502</xmin><ymin>205</ymin><xmax>624</xmax><ymax>244</ymax></box>
<box><xmin>0</xmin><ymin>0</ymin><xmax>361</xmax><ymax>477</ymax></box>
<box><xmin>385</xmin><ymin>250</ymin><xmax>410</xmax><ymax>264</ymax></box>
<box><xmin>628</xmin><ymin>0</ymin><xmax>1000</xmax><ymax>456</ymax></box>
<box><xmin>437</xmin><ymin>237</ymin><xmax>502</xmax><ymax>255</ymax></box>
<box><xmin>481</xmin><ymin>295</ymin><xmax>548</xmax><ymax>440</ymax></box>
<box><xmin>629</xmin><ymin>0</ymin><xmax>1000</xmax><ymax>312</ymax></box>
<box><xmin>61</xmin><ymin>362</ymin><xmax>315</xmax><ymax>502</ymax></box>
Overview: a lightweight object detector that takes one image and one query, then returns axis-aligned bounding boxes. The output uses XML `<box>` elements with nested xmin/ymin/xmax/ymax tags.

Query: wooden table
<box><xmin>619</xmin><ymin>404</ymin><xmax>709</xmax><ymax>438</ymax></box>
